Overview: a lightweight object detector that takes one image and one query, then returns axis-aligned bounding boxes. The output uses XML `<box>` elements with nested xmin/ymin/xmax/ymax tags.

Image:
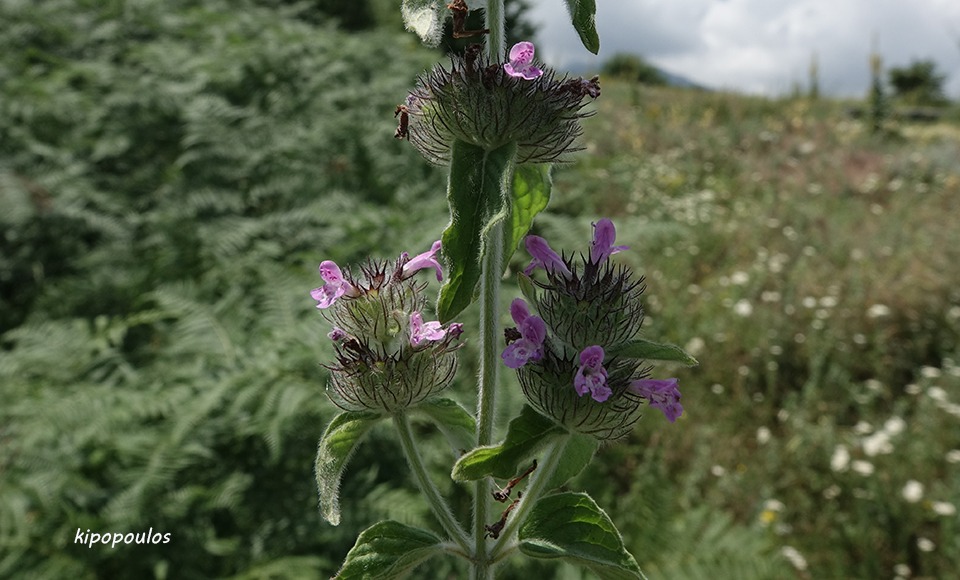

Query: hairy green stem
<box><xmin>471</xmin><ymin>220</ymin><xmax>504</xmax><ymax>580</ymax></box>
<box><xmin>489</xmin><ymin>438</ymin><xmax>566</xmax><ymax>562</ymax></box>
<box><xmin>472</xmin><ymin>3</ymin><xmax>506</xmax><ymax>578</ymax></box>
<box><xmin>393</xmin><ymin>412</ymin><xmax>471</xmax><ymax>553</ymax></box>
<box><xmin>485</xmin><ymin>0</ymin><xmax>505</xmax><ymax>61</ymax></box>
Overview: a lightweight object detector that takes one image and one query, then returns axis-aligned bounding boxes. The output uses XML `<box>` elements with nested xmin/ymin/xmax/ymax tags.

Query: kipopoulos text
<box><xmin>75</xmin><ymin>528</ymin><xmax>171</xmax><ymax>548</ymax></box>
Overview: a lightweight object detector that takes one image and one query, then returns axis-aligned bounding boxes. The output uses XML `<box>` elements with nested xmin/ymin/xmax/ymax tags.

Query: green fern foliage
<box><xmin>0</xmin><ymin>0</ymin><xmax>449</xmax><ymax>577</ymax></box>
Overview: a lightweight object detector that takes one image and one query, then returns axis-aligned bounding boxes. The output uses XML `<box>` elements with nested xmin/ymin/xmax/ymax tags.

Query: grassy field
<box><xmin>542</xmin><ymin>81</ymin><xmax>960</xmax><ymax>578</ymax></box>
<box><xmin>2</xmin><ymin>2</ymin><xmax>959</xmax><ymax>576</ymax></box>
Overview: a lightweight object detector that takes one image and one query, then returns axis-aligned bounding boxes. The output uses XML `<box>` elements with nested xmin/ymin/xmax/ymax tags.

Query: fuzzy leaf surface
<box><xmin>412</xmin><ymin>397</ymin><xmax>476</xmax><ymax>454</ymax></box>
<box><xmin>315</xmin><ymin>411</ymin><xmax>383</xmax><ymax>525</ymax></box>
<box><xmin>451</xmin><ymin>405</ymin><xmax>563</xmax><ymax>481</ymax></box>
<box><xmin>608</xmin><ymin>338</ymin><xmax>699</xmax><ymax>367</ymax></box>
<box><xmin>563</xmin><ymin>0</ymin><xmax>600</xmax><ymax>54</ymax></box>
<box><xmin>438</xmin><ymin>140</ymin><xmax>517</xmax><ymax>323</ymax></box>
<box><xmin>519</xmin><ymin>492</ymin><xmax>645</xmax><ymax>579</ymax></box>
<box><xmin>334</xmin><ymin>520</ymin><xmax>443</xmax><ymax>579</ymax></box>
<box><xmin>505</xmin><ymin>164</ymin><xmax>552</xmax><ymax>268</ymax></box>
<box><xmin>545</xmin><ymin>433</ymin><xmax>599</xmax><ymax>490</ymax></box>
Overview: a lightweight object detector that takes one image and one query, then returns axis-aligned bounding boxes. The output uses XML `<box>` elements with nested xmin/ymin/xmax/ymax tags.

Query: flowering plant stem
<box><xmin>471</xmin><ymin>6</ymin><xmax>506</xmax><ymax>578</ymax></box>
<box><xmin>472</xmin><ymin>220</ymin><xmax>504</xmax><ymax>579</ymax></box>
<box><xmin>488</xmin><ymin>438</ymin><xmax>565</xmax><ymax>562</ymax></box>
<box><xmin>393</xmin><ymin>411</ymin><xmax>472</xmax><ymax>553</ymax></box>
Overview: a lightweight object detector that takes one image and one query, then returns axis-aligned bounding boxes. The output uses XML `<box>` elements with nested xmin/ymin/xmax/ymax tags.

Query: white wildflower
<box><xmin>733</xmin><ymin>299</ymin><xmax>753</xmax><ymax>317</ymax></box>
<box><xmin>932</xmin><ymin>501</ymin><xmax>956</xmax><ymax>516</ymax></box>
<box><xmin>901</xmin><ymin>480</ymin><xmax>924</xmax><ymax>503</ymax></box>
<box><xmin>830</xmin><ymin>445</ymin><xmax>850</xmax><ymax>472</ymax></box>
<box><xmin>780</xmin><ymin>546</ymin><xmax>808</xmax><ymax>571</ymax></box>
<box><xmin>851</xmin><ymin>460</ymin><xmax>875</xmax><ymax>476</ymax></box>
<box><xmin>927</xmin><ymin>386</ymin><xmax>948</xmax><ymax>402</ymax></box>
<box><xmin>862</xmin><ymin>432</ymin><xmax>892</xmax><ymax>456</ymax></box>
<box><xmin>883</xmin><ymin>416</ymin><xmax>906</xmax><ymax>436</ymax></box>
<box><xmin>757</xmin><ymin>426</ymin><xmax>772</xmax><ymax>445</ymax></box>
<box><xmin>917</xmin><ymin>537</ymin><xmax>935</xmax><ymax>552</ymax></box>
<box><xmin>867</xmin><ymin>304</ymin><xmax>891</xmax><ymax>318</ymax></box>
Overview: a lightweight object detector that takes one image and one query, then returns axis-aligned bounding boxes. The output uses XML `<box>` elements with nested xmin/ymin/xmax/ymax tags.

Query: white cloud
<box><xmin>528</xmin><ymin>0</ymin><xmax>960</xmax><ymax>96</ymax></box>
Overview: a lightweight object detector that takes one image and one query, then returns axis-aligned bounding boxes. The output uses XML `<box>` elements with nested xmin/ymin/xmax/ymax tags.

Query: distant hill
<box><xmin>558</xmin><ymin>58</ymin><xmax>707</xmax><ymax>90</ymax></box>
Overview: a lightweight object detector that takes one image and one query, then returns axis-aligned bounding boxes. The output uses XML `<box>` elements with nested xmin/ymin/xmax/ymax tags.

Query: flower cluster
<box><xmin>403</xmin><ymin>41</ymin><xmax>601</xmax><ymax>165</ymax></box>
<box><xmin>312</xmin><ymin>241</ymin><xmax>463</xmax><ymax>413</ymax></box>
<box><xmin>503</xmin><ymin>219</ymin><xmax>683</xmax><ymax>438</ymax></box>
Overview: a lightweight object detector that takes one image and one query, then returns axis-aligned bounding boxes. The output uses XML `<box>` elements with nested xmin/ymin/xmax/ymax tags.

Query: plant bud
<box><xmin>318</xmin><ymin>255</ymin><xmax>463</xmax><ymax>413</ymax></box>
<box><xmin>404</xmin><ymin>44</ymin><xmax>600</xmax><ymax>165</ymax></box>
<box><xmin>535</xmin><ymin>257</ymin><xmax>646</xmax><ymax>353</ymax></box>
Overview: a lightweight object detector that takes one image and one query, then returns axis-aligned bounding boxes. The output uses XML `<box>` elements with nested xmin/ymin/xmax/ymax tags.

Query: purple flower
<box><xmin>573</xmin><ymin>345</ymin><xmax>611</xmax><ymax>402</ymax></box>
<box><xmin>401</xmin><ymin>240</ymin><xmax>443</xmax><ymax>281</ymax></box>
<box><xmin>409</xmin><ymin>311</ymin><xmax>447</xmax><ymax>346</ymax></box>
<box><xmin>328</xmin><ymin>327</ymin><xmax>348</xmax><ymax>341</ymax></box>
<box><xmin>629</xmin><ymin>378</ymin><xmax>683</xmax><ymax>422</ymax></box>
<box><xmin>502</xmin><ymin>298</ymin><xmax>547</xmax><ymax>369</ymax></box>
<box><xmin>504</xmin><ymin>41</ymin><xmax>543</xmax><ymax>80</ymax></box>
<box><xmin>523</xmin><ymin>236</ymin><xmax>572</xmax><ymax>278</ymax></box>
<box><xmin>311</xmin><ymin>260</ymin><xmax>352</xmax><ymax>309</ymax></box>
<box><xmin>590</xmin><ymin>219</ymin><xmax>629</xmax><ymax>264</ymax></box>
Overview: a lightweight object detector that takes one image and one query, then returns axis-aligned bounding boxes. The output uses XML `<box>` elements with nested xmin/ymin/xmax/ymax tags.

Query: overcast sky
<box><xmin>527</xmin><ymin>0</ymin><xmax>960</xmax><ymax>97</ymax></box>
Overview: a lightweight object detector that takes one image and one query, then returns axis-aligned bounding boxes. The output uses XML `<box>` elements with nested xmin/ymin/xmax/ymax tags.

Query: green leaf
<box><xmin>563</xmin><ymin>0</ymin><xmax>600</xmax><ymax>55</ymax></box>
<box><xmin>412</xmin><ymin>398</ymin><xmax>476</xmax><ymax>454</ymax></box>
<box><xmin>438</xmin><ymin>140</ymin><xmax>517</xmax><ymax>323</ymax></box>
<box><xmin>519</xmin><ymin>492</ymin><xmax>646</xmax><ymax>580</ymax></box>
<box><xmin>334</xmin><ymin>520</ymin><xmax>443</xmax><ymax>579</ymax></box>
<box><xmin>452</xmin><ymin>405</ymin><xmax>564</xmax><ymax>481</ymax></box>
<box><xmin>608</xmin><ymin>338</ymin><xmax>699</xmax><ymax>367</ymax></box>
<box><xmin>545</xmin><ymin>433</ymin><xmax>599</xmax><ymax>490</ymax></box>
<box><xmin>505</xmin><ymin>164</ymin><xmax>552</xmax><ymax>268</ymax></box>
<box><xmin>315</xmin><ymin>411</ymin><xmax>383</xmax><ymax>525</ymax></box>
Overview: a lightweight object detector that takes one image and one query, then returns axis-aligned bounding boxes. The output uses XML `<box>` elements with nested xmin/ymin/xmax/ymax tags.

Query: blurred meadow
<box><xmin>2</xmin><ymin>1</ymin><xmax>960</xmax><ymax>578</ymax></box>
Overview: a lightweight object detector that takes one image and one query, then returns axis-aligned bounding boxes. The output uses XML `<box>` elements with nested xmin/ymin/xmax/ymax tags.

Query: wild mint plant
<box><xmin>313</xmin><ymin>2</ymin><xmax>697</xmax><ymax>578</ymax></box>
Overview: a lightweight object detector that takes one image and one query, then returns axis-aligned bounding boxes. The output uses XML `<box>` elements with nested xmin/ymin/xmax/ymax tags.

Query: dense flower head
<box><xmin>404</xmin><ymin>43</ymin><xmax>601</xmax><ymax>165</ymax></box>
<box><xmin>530</xmin><ymin>237</ymin><xmax>645</xmax><ymax>351</ymax></box>
<box><xmin>503</xmin><ymin>219</ymin><xmax>685</xmax><ymax>439</ymax></box>
<box><xmin>516</xmin><ymin>343</ymin><xmax>648</xmax><ymax>440</ymax></box>
<box><xmin>312</xmin><ymin>242</ymin><xmax>463</xmax><ymax>413</ymax></box>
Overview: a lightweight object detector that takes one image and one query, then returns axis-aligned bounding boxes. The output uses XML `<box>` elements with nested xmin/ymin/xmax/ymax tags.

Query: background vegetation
<box><xmin>2</xmin><ymin>1</ymin><xmax>959</xmax><ymax>578</ymax></box>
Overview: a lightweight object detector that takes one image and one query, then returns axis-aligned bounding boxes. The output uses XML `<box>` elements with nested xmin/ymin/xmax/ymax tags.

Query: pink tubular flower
<box><xmin>574</xmin><ymin>345</ymin><xmax>611</xmax><ymax>402</ymax></box>
<box><xmin>629</xmin><ymin>378</ymin><xmax>683</xmax><ymax>422</ymax></box>
<box><xmin>409</xmin><ymin>311</ymin><xmax>447</xmax><ymax>346</ymax></box>
<box><xmin>590</xmin><ymin>219</ymin><xmax>629</xmax><ymax>264</ymax></box>
<box><xmin>401</xmin><ymin>240</ymin><xmax>443</xmax><ymax>281</ymax></box>
<box><xmin>504</xmin><ymin>41</ymin><xmax>543</xmax><ymax>80</ymax></box>
<box><xmin>502</xmin><ymin>298</ymin><xmax>547</xmax><ymax>369</ymax></box>
<box><xmin>311</xmin><ymin>260</ymin><xmax>351</xmax><ymax>309</ymax></box>
<box><xmin>523</xmin><ymin>236</ymin><xmax>572</xmax><ymax>278</ymax></box>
